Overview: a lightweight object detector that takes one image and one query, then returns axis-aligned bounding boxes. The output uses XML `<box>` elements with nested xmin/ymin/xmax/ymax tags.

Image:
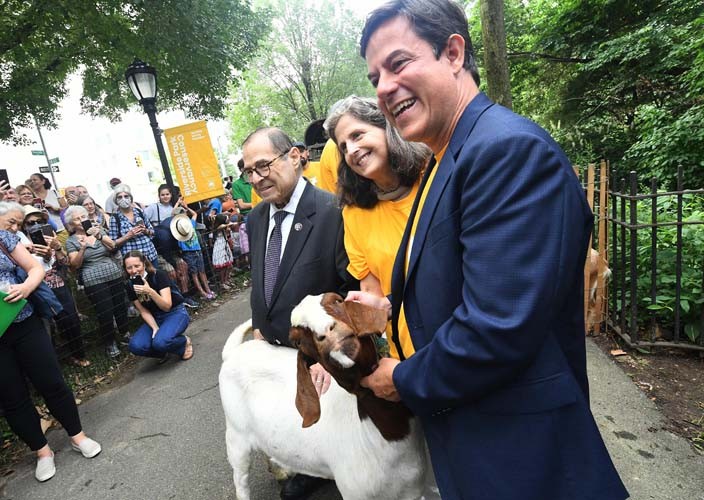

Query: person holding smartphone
<box><xmin>123</xmin><ymin>250</ymin><xmax>193</xmax><ymax>362</ymax></box>
<box><xmin>27</xmin><ymin>173</ymin><xmax>66</xmax><ymax>236</ymax></box>
<box><xmin>65</xmin><ymin>205</ymin><xmax>127</xmax><ymax>359</ymax></box>
<box><xmin>108</xmin><ymin>184</ymin><xmax>159</xmax><ymax>270</ymax></box>
<box><xmin>22</xmin><ymin>206</ymin><xmax>90</xmax><ymax>367</ymax></box>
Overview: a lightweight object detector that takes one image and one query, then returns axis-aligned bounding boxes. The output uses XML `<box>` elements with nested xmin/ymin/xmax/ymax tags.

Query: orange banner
<box><xmin>164</xmin><ymin>120</ymin><xmax>224</xmax><ymax>204</ymax></box>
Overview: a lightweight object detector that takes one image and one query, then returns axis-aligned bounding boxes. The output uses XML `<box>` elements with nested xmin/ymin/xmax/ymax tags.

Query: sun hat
<box><xmin>22</xmin><ymin>205</ymin><xmax>49</xmax><ymax>222</ymax></box>
<box><xmin>169</xmin><ymin>213</ymin><xmax>194</xmax><ymax>242</ymax></box>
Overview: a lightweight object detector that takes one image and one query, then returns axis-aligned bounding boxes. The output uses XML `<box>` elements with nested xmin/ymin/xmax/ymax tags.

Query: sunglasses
<box><xmin>25</xmin><ymin>219</ymin><xmax>43</xmax><ymax>226</ymax></box>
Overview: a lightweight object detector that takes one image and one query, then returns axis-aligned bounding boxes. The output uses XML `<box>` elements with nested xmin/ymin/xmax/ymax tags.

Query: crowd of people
<box><xmin>0</xmin><ymin>174</ymin><xmax>250</xmax><ymax>480</ymax></box>
<box><xmin>1</xmin><ymin>0</ymin><xmax>629</xmax><ymax>498</ymax></box>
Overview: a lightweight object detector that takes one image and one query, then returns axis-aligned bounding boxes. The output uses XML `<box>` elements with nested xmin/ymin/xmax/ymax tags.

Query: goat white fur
<box><xmin>219</xmin><ymin>298</ymin><xmax>436</xmax><ymax>500</ymax></box>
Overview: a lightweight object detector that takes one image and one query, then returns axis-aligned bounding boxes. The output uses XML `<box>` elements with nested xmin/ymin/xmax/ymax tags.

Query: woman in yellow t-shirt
<box><xmin>324</xmin><ymin>96</ymin><xmax>431</xmax><ymax>359</ymax></box>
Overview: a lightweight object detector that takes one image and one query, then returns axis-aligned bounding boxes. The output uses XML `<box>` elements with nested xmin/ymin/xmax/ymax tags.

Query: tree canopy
<box><xmin>226</xmin><ymin>0</ymin><xmax>374</xmax><ymax>146</ymax></box>
<box><xmin>470</xmin><ymin>0</ymin><xmax>704</xmax><ymax>188</ymax></box>
<box><xmin>0</xmin><ymin>0</ymin><xmax>270</xmax><ymax>144</ymax></box>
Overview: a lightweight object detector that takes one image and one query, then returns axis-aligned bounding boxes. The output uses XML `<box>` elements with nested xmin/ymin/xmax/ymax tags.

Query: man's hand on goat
<box><xmin>345</xmin><ymin>291</ymin><xmax>392</xmax><ymax>320</ymax></box>
<box><xmin>361</xmin><ymin>357</ymin><xmax>401</xmax><ymax>402</ymax></box>
<box><xmin>252</xmin><ymin>328</ymin><xmax>264</xmax><ymax>341</ymax></box>
<box><xmin>309</xmin><ymin>363</ymin><xmax>331</xmax><ymax>396</ymax></box>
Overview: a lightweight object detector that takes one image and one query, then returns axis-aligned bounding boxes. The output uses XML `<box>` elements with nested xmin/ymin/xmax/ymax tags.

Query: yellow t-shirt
<box><xmin>397</xmin><ymin>145</ymin><xmax>448</xmax><ymax>359</ymax></box>
<box><xmin>250</xmin><ymin>187</ymin><xmax>261</xmax><ymax>208</ymax></box>
<box><xmin>343</xmin><ymin>181</ymin><xmax>421</xmax><ymax>360</ymax></box>
<box><xmin>317</xmin><ymin>139</ymin><xmax>340</xmax><ymax>194</ymax></box>
<box><xmin>303</xmin><ymin>161</ymin><xmax>322</xmax><ymax>188</ymax></box>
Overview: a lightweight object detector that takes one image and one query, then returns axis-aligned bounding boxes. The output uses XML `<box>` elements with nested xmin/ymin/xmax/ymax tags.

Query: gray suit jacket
<box><xmin>248</xmin><ymin>180</ymin><xmax>356</xmax><ymax>346</ymax></box>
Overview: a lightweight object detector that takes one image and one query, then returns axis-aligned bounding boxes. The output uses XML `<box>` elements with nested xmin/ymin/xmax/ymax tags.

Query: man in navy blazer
<box><xmin>348</xmin><ymin>1</ymin><xmax>629</xmax><ymax>499</ymax></box>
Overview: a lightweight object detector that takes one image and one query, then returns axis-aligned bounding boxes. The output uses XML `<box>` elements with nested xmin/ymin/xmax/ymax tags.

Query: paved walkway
<box><xmin>1</xmin><ymin>291</ymin><xmax>702</xmax><ymax>500</ymax></box>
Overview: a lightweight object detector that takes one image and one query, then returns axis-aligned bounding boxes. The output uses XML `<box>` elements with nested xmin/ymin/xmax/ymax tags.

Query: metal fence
<box><xmin>598</xmin><ymin>165</ymin><xmax>704</xmax><ymax>351</ymax></box>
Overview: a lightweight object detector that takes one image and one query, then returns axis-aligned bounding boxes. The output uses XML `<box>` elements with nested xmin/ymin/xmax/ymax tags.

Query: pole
<box><xmin>216</xmin><ymin>136</ymin><xmax>228</xmax><ymax>178</ymax></box>
<box><xmin>33</xmin><ymin>116</ymin><xmax>59</xmax><ymax>188</ymax></box>
<box><xmin>142</xmin><ymin>101</ymin><xmax>174</xmax><ymax>188</ymax></box>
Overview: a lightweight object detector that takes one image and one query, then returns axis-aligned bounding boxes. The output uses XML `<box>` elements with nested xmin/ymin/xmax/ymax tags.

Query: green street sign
<box><xmin>31</xmin><ymin>150</ymin><xmax>44</xmax><ymax>156</ymax></box>
<box><xmin>49</xmin><ymin>157</ymin><xmax>59</xmax><ymax>164</ymax></box>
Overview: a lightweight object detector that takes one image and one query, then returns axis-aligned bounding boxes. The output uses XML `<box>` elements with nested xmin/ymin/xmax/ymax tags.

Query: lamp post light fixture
<box><xmin>124</xmin><ymin>58</ymin><xmax>174</xmax><ymax>188</ymax></box>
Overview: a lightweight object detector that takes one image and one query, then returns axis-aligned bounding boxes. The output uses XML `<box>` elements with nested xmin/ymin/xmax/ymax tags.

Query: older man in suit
<box><xmin>242</xmin><ymin>127</ymin><xmax>355</xmax><ymax>500</ymax></box>
<box><xmin>347</xmin><ymin>1</ymin><xmax>629</xmax><ymax>499</ymax></box>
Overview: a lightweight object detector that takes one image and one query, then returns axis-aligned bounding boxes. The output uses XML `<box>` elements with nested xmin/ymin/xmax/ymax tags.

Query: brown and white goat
<box><xmin>587</xmin><ymin>248</ymin><xmax>612</xmax><ymax>329</ymax></box>
<box><xmin>219</xmin><ymin>293</ymin><xmax>436</xmax><ymax>500</ymax></box>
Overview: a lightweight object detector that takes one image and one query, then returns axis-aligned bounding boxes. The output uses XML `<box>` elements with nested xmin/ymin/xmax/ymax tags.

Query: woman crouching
<box><xmin>123</xmin><ymin>251</ymin><xmax>193</xmax><ymax>361</ymax></box>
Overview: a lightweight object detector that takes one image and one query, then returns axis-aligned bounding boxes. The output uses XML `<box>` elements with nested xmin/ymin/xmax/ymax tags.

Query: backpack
<box><xmin>153</xmin><ymin>216</ymin><xmax>180</xmax><ymax>258</ymax></box>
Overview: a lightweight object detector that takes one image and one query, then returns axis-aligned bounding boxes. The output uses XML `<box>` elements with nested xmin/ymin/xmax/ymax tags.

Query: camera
<box><xmin>130</xmin><ymin>275</ymin><xmax>144</xmax><ymax>286</ymax></box>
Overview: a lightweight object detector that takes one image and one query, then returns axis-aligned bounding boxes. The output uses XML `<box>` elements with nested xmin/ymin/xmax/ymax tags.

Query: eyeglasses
<box><xmin>25</xmin><ymin>219</ymin><xmax>42</xmax><ymax>226</ymax></box>
<box><xmin>116</xmin><ymin>194</ymin><xmax>131</xmax><ymax>200</ymax></box>
<box><xmin>242</xmin><ymin>152</ymin><xmax>286</xmax><ymax>182</ymax></box>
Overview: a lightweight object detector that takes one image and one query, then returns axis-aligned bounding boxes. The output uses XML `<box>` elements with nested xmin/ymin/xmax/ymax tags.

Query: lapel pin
<box><xmin>294</xmin><ymin>222</ymin><xmax>303</xmax><ymax>231</ymax></box>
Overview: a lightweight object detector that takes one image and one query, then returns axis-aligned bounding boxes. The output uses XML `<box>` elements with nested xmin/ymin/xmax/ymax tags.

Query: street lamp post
<box><xmin>124</xmin><ymin>58</ymin><xmax>174</xmax><ymax>188</ymax></box>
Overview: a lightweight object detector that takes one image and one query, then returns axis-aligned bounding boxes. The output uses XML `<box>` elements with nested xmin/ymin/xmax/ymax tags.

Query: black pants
<box><xmin>0</xmin><ymin>314</ymin><xmax>82</xmax><ymax>450</ymax></box>
<box><xmin>84</xmin><ymin>278</ymin><xmax>129</xmax><ymax>347</ymax></box>
<box><xmin>52</xmin><ymin>284</ymin><xmax>86</xmax><ymax>358</ymax></box>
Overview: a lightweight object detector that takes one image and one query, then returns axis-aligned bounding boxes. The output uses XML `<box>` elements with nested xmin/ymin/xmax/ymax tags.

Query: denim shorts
<box><xmin>182</xmin><ymin>250</ymin><xmax>205</xmax><ymax>274</ymax></box>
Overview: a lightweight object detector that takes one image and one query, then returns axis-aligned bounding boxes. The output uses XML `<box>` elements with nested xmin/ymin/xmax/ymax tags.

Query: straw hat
<box><xmin>22</xmin><ymin>205</ymin><xmax>49</xmax><ymax>222</ymax></box>
<box><xmin>169</xmin><ymin>213</ymin><xmax>194</xmax><ymax>242</ymax></box>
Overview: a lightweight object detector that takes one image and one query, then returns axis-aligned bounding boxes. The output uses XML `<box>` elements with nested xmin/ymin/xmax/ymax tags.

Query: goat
<box><xmin>586</xmin><ymin>248</ymin><xmax>612</xmax><ymax>329</ymax></box>
<box><xmin>219</xmin><ymin>293</ymin><xmax>436</xmax><ymax>500</ymax></box>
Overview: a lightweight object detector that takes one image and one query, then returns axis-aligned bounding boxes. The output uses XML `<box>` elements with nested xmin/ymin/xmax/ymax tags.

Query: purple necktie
<box><xmin>264</xmin><ymin>211</ymin><xmax>288</xmax><ymax>306</ymax></box>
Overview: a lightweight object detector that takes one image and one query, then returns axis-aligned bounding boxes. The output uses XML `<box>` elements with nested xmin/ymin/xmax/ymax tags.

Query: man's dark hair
<box><xmin>242</xmin><ymin>127</ymin><xmax>294</xmax><ymax>157</ymax></box>
<box><xmin>360</xmin><ymin>0</ymin><xmax>480</xmax><ymax>86</ymax></box>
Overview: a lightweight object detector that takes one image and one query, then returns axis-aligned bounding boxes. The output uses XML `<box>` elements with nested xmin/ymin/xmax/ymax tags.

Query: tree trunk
<box><xmin>479</xmin><ymin>0</ymin><xmax>513</xmax><ymax>109</ymax></box>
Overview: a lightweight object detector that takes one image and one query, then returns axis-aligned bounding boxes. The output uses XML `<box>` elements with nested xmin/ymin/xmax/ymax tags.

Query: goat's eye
<box><xmin>328</xmin><ymin>322</ymin><xmax>336</xmax><ymax>331</ymax></box>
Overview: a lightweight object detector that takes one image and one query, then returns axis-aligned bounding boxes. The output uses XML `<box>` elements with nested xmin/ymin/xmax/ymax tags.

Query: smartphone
<box><xmin>28</xmin><ymin>227</ymin><xmax>47</xmax><ymax>246</ymax></box>
<box><xmin>130</xmin><ymin>275</ymin><xmax>144</xmax><ymax>286</ymax></box>
<box><xmin>81</xmin><ymin>219</ymin><xmax>94</xmax><ymax>233</ymax></box>
<box><xmin>0</xmin><ymin>169</ymin><xmax>9</xmax><ymax>187</ymax></box>
<box><xmin>32</xmin><ymin>198</ymin><xmax>44</xmax><ymax>209</ymax></box>
<box><xmin>38</xmin><ymin>223</ymin><xmax>54</xmax><ymax>238</ymax></box>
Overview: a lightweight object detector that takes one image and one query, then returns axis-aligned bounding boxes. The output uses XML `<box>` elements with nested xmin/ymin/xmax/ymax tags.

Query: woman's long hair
<box><xmin>324</xmin><ymin>96</ymin><xmax>431</xmax><ymax>208</ymax></box>
<box><xmin>123</xmin><ymin>250</ymin><xmax>155</xmax><ymax>274</ymax></box>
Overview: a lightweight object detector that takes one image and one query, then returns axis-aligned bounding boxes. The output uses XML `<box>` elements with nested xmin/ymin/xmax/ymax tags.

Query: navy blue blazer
<box><xmin>391</xmin><ymin>93</ymin><xmax>628</xmax><ymax>500</ymax></box>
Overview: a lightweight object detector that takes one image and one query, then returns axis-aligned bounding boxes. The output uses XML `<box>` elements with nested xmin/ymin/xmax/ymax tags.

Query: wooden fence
<box><xmin>576</xmin><ymin>161</ymin><xmax>609</xmax><ymax>335</ymax></box>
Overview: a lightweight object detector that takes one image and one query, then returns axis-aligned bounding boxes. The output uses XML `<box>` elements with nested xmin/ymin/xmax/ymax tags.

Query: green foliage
<box><xmin>484</xmin><ymin>0</ymin><xmax>704</xmax><ymax>189</ymax></box>
<box><xmin>227</xmin><ymin>0</ymin><xmax>374</xmax><ymax>146</ymax></box>
<box><xmin>0</xmin><ymin>0</ymin><xmax>270</xmax><ymax>144</ymax></box>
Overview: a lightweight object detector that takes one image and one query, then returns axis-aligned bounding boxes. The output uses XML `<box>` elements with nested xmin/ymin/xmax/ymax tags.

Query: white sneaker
<box><xmin>35</xmin><ymin>452</ymin><xmax>56</xmax><ymax>482</ymax></box>
<box><xmin>71</xmin><ymin>437</ymin><xmax>102</xmax><ymax>458</ymax></box>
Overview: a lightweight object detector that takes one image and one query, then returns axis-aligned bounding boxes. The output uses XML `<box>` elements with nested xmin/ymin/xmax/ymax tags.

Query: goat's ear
<box><xmin>295</xmin><ymin>351</ymin><xmax>321</xmax><ymax>428</ymax></box>
<box><xmin>322</xmin><ymin>295</ymin><xmax>354</xmax><ymax>329</ymax></box>
<box><xmin>344</xmin><ymin>301</ymin><xmax>388</xmax><ymax>336</ymax></box>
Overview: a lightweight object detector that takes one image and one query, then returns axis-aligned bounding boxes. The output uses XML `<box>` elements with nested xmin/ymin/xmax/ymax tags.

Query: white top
<box><xmin>144</xmin><ymin>203</ymin><xmax>174</xmax><ymax>225</ymax></box>
<box><xmin>266</xmin><ymin>176</ymin><xmax>306</xmax><ymax>263</ymax></box>
<box><xmin>42</xmin><ymin>189</ymin><xmax>65</xmax><ymax>232</ymax></box>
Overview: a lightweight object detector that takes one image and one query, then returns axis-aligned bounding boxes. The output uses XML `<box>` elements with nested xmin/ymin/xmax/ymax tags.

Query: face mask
<box><xmin>117</xmin><ymin>198</ymin><xmax>132</xmax><ymax>209</ymax></box>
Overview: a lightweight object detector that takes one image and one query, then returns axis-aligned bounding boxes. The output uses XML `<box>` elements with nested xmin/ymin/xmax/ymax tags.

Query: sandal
<box><xmin>182</xmin><ymin>336</ymin><xmax>194</xmax><ymax>361</ymax></box>
<box><xmin>69</xmin><ymin>357</ymin><xmax>91</xmax><ymax>368</ymax></box>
